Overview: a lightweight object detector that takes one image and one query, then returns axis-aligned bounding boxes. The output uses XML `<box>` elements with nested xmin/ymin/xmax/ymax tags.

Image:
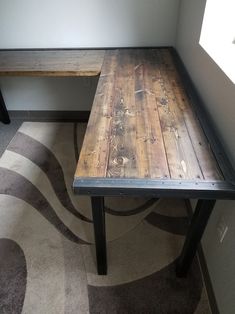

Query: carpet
<box><xmin>0</xmin><ymin>122</ymin><xmax>211</xmax><ymax>313</ymax></box>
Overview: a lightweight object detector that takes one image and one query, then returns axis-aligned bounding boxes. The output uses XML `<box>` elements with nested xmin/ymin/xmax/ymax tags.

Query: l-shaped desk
<box><xmin>0</xmin><ymin>49</ymin><xmax>105</xmax><ymax>123</ymax></box>
<box><xmin>1</xmin><ymin>48</ymin><xmax>235</xmax><ymax>276</ymax></box>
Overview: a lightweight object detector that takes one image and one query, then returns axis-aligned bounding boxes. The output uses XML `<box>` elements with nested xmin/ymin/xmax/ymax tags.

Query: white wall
<box><xmin>0</xmin><ymin>77</ymin><xmax>98</xmax><ymax>111</ymax></box>
<box><xmin>0</xmin><ymin>0</ymin><xmax>179</xmax><ymax>48</ymax></box>
<box><xmin>176</xmin><ymin>1</ymin><xmax>235</xmax><ymax>313</ymax></box>
<box><xmin>0</xmin><ymin>0</ymin><xmax>180</xmax><ymax>111</ymax></box>
<box><xmin>176</xmin><ymin>0</ymin><xmax>235</xmax><ymax>165</ymax></box>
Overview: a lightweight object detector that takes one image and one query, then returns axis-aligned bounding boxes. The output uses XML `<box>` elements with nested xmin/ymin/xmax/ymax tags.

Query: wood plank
<box><xmin>75</xmin><ymin>50</ymin><xmax>118</xmax><ymax>177</ymax></box>
<box><xmin>152</xmin><ymin>51</ymin><xmax>194</xmax><ymax>179</ymax></box>
<box><xmin>160</xmin><ymin>49</ymin><xmax>223</xmax><ymax>180</ymax></box>
<box><xmin>107</xmin><ymin>50</ymin><xmax>137</xmax><ymax>178</ymax></box>
<box><xmin>135</xmin><ymin>50</ymin><xmax>169</xmax><ymax>179</ymax></box>
<box><xmin>156</xmin><ymin>49</ymin><xmax>204</xmax><ymax>180</ymax></box>
<box><xmin>0</xmin><ymin>50</ymin><xmax>105</xmax><ymax>76</ymax></box>
<box><xmin>134</xmin><ymin>50</ymin><xmax>151</xmax><ymax>178</ymax></box>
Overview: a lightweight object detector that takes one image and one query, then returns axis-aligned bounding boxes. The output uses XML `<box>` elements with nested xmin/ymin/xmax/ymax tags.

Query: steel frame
<box><xmin>73</xmin><ymin>178</ymin><xmax>235</xmax><ymax>200</ymax></box>
<box><xmin>1</xmin><ymin>48</ymin><xmax>235</xmax><ymax>277</ymax></box>
<box><xmin>75</xmin><ymin>48</ymin><xmax>235</xmax><ymax>277</ymax></box>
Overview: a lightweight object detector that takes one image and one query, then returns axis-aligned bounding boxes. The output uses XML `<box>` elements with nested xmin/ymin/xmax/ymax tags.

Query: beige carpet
<box><xmin>0</xmin><ymin>122</ymin><xmax>211</xmax><ymax>313</ymax></box>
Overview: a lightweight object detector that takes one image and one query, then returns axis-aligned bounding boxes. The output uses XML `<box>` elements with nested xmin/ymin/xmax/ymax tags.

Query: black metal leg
<box><xmin>91</xmin><ymin>196</ymin><xmax>107</xmax><ymax>275</ymax></box>
<box><xmin>176</xmin><ymin>199</ymin><xmax>216</xmax><ymax>277</ymax></box>
<box><xmin>0</xmin><ymin>88</ymin><xmax>10</xmax><ymax>124</ymax></box>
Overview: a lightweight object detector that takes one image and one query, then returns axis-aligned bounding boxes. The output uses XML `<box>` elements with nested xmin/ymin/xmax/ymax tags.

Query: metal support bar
<box><xmin>91</xmin><ymin>196</ymin><xmax>107</xmax><ymax>275</ymax></box>
<box><xmin>0</xmin><ymin>88</ymin><xmax>10</xmax><ymax>124</ymax></box>
<box><xmin>176</xmin><ymin>199</ymin><xmax>216</xmax><ymax>277</ymax></box>
<box><xmin>73</xmin><ymin>178</ymin><xmax>235</xmax><ymax>200</ymax></box>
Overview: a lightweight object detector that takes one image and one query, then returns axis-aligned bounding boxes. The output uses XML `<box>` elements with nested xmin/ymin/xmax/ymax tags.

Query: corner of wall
<box><xmin>174</xmin><ymin>0</ymin><xmax>183</xmax><ymax>48</ymax></box>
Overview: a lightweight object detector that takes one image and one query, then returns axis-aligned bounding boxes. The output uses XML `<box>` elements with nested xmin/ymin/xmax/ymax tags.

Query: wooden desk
<box><xmin>0</xmin><ymin>50</ymin><xmax>105</xmax><ymax>123</ymax></box>
<box><xmin>73</xmin><ymin>48</ymin><xmax>235</xmax><ymax>276</ymax></box>
<box><xmin>1</xmin><ymin>48</ymin><xmax>234</xmax><ymax>277</ymax></box>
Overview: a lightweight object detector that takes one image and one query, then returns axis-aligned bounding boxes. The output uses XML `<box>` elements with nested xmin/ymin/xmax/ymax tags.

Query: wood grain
<box><xmin>0</xmin><ymin>50</ymin><xmax>105</xmax><ymax>77</ymax></box>
<box><xmin>76</xmin><ymin>50</ymin><xmax>118</xmax><ymax>177</ymax></box>
<box><xmin>157</xmin><ymin>50</ymin><xmax>203</xmax><ymax>180</ymax></box>
<box><xmin>75</xmin><ymin>48</ymin><xmax>223</xmax><ymax>182</ymax></box>
<box><xmin>135</xmin><ymin>50</ymin><xmax>169</xmax><ymax>179</ymax></box>
<box><xmin>160</xmin><ymin>49</ymin><xmax>223</xmax><ymax>180</ymax></box>
<box><xmin>107</xmin><ymin>50</ymin><xmax>137</xmax><ymax>178</ymax></box>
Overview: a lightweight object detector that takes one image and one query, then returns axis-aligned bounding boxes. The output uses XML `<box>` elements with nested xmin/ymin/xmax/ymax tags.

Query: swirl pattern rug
<box><xmin>0</xmin><ymin>122</ymin><xmax>211</xmax><ymax>314</ymax></box>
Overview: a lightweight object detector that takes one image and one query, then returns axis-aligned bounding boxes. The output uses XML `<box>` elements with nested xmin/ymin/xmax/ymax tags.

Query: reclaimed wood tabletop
<box><xmin>75</xmin><ymin>48</ymin><xmax>223</xmax><ymax>182</ymax></box>
<box><xmin>0</xmin><ymin>50</ymin><xmax>105</xmax><ymax>77</ymax></box>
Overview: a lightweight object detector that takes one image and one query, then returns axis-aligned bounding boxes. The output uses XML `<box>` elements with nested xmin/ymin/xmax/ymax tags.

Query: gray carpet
<box><xmin>0</xmin><ymin>119</ymin><xmax>23</xmax><ymax>156</ymax></box>
<box><xmin>0</xmin><ymin>122</ymin><xmax>211</xmax><ymax>313</ymax></box>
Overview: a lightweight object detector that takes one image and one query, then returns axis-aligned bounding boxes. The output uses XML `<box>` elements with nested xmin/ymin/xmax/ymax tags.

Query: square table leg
<box><xmin>176</xmin><ymin>199</ymin><xmax>216</xmax><ymax>277</ymax></box>
<box><xmin>0</xmin><ymin>89</ymin><xmax>10</xmax><ymax>124</ymax></box>
<box><xmin>91</xmin><ymin>196</ymin><xmax>107</xmax><ymax>275</ymax></box>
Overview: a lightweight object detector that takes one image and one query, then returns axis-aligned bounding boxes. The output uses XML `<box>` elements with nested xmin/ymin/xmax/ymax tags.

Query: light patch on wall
<box><xmin>199</xmin><ymin>0</ymin><xmax>235</xmax><ymax>83</ymax></box>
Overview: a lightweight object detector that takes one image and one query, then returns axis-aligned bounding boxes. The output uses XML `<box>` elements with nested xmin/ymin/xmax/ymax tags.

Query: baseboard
<box><xmin>8</xmin><ymin>110</ymin><xmax>90</xmax><ymax>122</ymax></box>
<box><xmin>185</xmin><ymin>200</ymin><xmax>219</xmax><ymax>314</ymax></box>
<box><xmin>0</xmin><ymin>46</ymin><xmax>172</xmax><ymax>51</ymax></box>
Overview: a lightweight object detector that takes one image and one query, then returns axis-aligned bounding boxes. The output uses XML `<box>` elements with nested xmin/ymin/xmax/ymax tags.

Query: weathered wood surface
<box><xmin>0</xmin><ymin>50</ymin><xmax>105</xmax><ymax>77</ymax></box>
<box><xmin>76</xmin><ymin>48</ymin><xmax>223</xmax><ymax>181</ymax></box>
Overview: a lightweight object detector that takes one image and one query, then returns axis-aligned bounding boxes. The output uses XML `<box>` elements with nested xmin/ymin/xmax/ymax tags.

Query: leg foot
<box><xmin>91</xmin><ymin>197</ymin><xmax>107</xmax><ymax>275</ymax></box>
<box><xmin>176</xmin><ymin>199</ymin><xmax>216</xmax><ymax>277</ymax></box>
